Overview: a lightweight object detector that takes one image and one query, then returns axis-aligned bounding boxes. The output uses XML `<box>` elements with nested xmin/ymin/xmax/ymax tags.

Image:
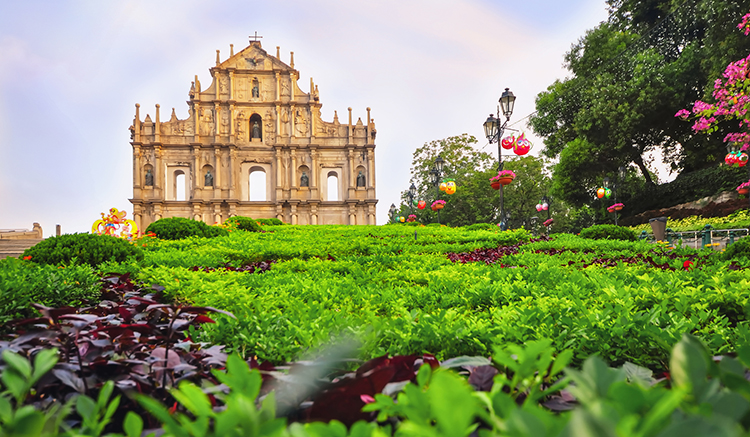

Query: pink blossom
<box><xmin>674</xmin><ymin>109</ymin><xmax>690</xmax><ymax>119</ymax></box>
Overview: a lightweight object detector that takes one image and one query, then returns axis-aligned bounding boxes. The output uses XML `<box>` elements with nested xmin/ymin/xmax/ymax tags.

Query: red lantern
<box><xmin>726</xmin><ymin>153</ymin><xmax>738</xmax><ymax>165</ymax></box>
<box><xmin>501</xmin><ymin>135</ymin><xmax>516</xmax><ymax>150</ymax></box>
<box><xmin>596</xmin><ymin>188</ymin><xmax>605</xmax><ymax>199</ymax></box>
<box><xmin>536</xmin><ymin>204</ymin><xmax>543</xmax><ymax>212</ymax></box>
<box><xmin>417</xmin><ymin>200</ymin><xmax>426</xmax><ymax>210</ymax></box>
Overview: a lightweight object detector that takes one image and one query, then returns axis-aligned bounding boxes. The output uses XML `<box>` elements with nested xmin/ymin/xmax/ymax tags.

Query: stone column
<box><xmin>290</xmin><ymin>148</ymin><xmax>297</xmax><ymax>188</ymax></box>
<box><xmin>347</xmin><ymin>149</ymin><xmax>356</xmax><ymax>199</ymax></box>
<box><xmin>349</xmin><ymin>204</ymin><xmax>356</xmax><ymax>225</ymax></box>
<box><xmin>214</xmin><ymin>204</ymin><xmax>222</xmax><ymax>224</ymax></box>
<box><xmin>274</xmin><ymin>146</ymin><xmax>284</xmax><ymax>200</ymax></box>
<box><xmin>214</xmin><ymin>145</ymin><xmax>222</xmax><ymax>198</ymax></box>
<box><xmin>229</xmin><ymin>146</ymin><xmax>237</xmax><ymax>199</ymax></box>
<box><xmin>154</xmin><ymin>204</ymin><xmax>163</xmax><ymax>221</ymax></box>
<box><xmin>132</xmin><ymin>204</ymin><xmax>142</xmax><ymax>235</ymax></box>
<box><xmin>133</xmin><ymin>145</ymin><xmax>142</xmax><ymax>190</ymax></box>
<box><xmin>229</xmin><ymin>70</ymin><xmax>234</xmax><ymax>100</ymax></box>
<box><xmin>291</xmin><ymin>203</ymin><xmax>298</xmax><ymax>225</ymax></box>
<box><xmin>368</xmin><ymin>148</ymin><xmax>376</xmax><ymax>193</ymax></box>
<box><xmin>275</xmin><ymin>72</ymin><xmax>281</xmax><ymax>101</ymax></box>
<box><xmin>154</xmin><ymin>104</ymin><xmax>161</xmax><ymax>143</ymax></box>
<box><xmin>154</xmin><ymin>146</ymin><xmax>163</xmax><ymax>196</ymax></box>
<box><xmin>311</xmin><ymin>148</ymin><xmax>319</xmax><ymax>198</ymax></box>
<box><xmin>191</xmin><ymin>145</ymin><xmax>198</xmax><ymax>199</ymax></box>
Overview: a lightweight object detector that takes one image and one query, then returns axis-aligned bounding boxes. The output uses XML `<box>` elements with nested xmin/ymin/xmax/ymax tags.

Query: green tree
<box><xmin>400</xmin><ymin>135</ymin><xmax>552</xmax><ymax>228</ymax></box>
<box><xmin>530</xmin><ymin>0</ymin><xmax>750</xmax><ymax>208</ymax></box>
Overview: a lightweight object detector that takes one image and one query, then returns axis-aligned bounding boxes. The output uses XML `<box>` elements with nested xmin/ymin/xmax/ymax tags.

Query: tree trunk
<box><xmin>634</xmin><ymin>154</ymin><xmax>655</xmax><ymax>187</ymax></box>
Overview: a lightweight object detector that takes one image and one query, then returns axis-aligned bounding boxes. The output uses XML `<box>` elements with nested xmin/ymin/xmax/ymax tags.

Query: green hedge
<box><xmin>225</xmin><ymin>216</ymin><xmax>261</xmax><ymax>232</ymax></box>
<box><xmin>146</xmin><ymin>217</ymin><xmax>228</xmax><ymax>240</ymax></box>
<box><xmin>22</xmin><ymin>233</ymin><xmax>143</xmax><ymax>267</ymax></box>
<box><xmin>579</xmin><ymin>224</ymin><xmax>637</xmax><ymax>241</ymax></box>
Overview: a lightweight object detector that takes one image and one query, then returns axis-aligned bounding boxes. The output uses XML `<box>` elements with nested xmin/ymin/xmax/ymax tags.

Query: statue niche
<box><xmin>249</xmin><ymin>113</ymin><xmax>263</xmax><ymax>141</ymax></box>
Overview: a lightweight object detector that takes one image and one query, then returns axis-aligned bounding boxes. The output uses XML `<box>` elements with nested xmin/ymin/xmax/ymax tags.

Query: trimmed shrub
<box><xmin>256</xmin><ymin>218</ymin><xmax>284</xmax><ymax>226</ymax></box>
<box><xmin>463</xmin><ymin>223</ymin><xmax>497</xmax><ymax>231</ymax></box>
<box><xmin>579</xmin><ymin>224</ymin><xmax>637</xmax><ymax>241</ymax></box>
<box><xmin>146</xmin><ymin>217</ymin><xmax>228</xmax><ymax>240</ymax></box>
<box><xmin>21</xmin><ymin>233</ymin><xmax>143</xmax><ymax>267</ymax></box>
<box><xmin>722</xmin><ymin>236</ymin><xmax>750</xmax><ymax>261</ymax></box>
<box><xmin>225</xmin><ymin>216</ymin><xmax>262</xmax><ymax>232</ymax></box>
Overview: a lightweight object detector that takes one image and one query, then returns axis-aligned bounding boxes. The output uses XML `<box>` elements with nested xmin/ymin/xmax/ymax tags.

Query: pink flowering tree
<box><xmin>676</xmin><ymin>11</ymin><xmax>750</xmax><ymax>152</ymax></box>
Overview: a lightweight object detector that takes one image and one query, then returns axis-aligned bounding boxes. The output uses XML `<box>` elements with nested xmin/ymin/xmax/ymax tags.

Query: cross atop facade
<box><xmin>249</xmin><ymin>31</ymin><xmax>263</xmax><ymax>43</ymax></box>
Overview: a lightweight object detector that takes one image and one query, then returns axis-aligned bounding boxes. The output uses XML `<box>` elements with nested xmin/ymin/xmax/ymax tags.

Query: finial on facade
<box><xmin>333</xmin><ymin>110</ymin><xmax>339</xmax><ymax>124</ymax></box>
<box><xmin>290</xmin><ymin>51</ymin><xmax>294</xmax><ymax>68</ymax></box>
<box><xmin>348</xmin><ymin>107</ymin><xmax>352</xmax><ymax>125</ymax></box>
<box><xmin>155</xmin><ymin>104</ymin><xmax>160</xmax><ymax>122</ymax></box>
<box><xmin>276</xmin><ymin>46</ymin><xmax>280</xmax><ymax>58</ymax></box>
<box><xmin>170</xmin><ymin>107</ymin><xmax>177</xmax><ymax>121</ymax></box>
<box><xmin>249</xmin><ymin>31</ymin><xmax>263</xmax><ymax>45</ymax></box>
<box><xmin>195</xmin><ymin>75</ymin><xmax>200</xmax><ymax>93</ymax></box>
<box><xmin>216</xmin><ymin>50</ymin><xmax>220</xmax><ymax>66</ymax></box>
<box><xmin>230</xmin><ymin>44</ymin><xmax>234</xmax><ymax>57</ymax></box>
<box><xmin>367</xmin><ymin>107</ymin><xmax>371</xmax><ymax>126</ymax></box>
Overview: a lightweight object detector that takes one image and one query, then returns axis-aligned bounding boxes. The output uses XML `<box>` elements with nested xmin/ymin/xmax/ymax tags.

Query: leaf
<box><xmin>440</xmin><ymin>356</ymin><xmax>491</xmax><ymax>369</ymax></box>
<box><xmin>2</xmin><ymin>350</ymin><xmax>32</xmax><ymax>379</ymax></box>
<box><xmin>123</xmin><ymin>411</ymin><xmax>144</xmax><ymax>437</ymax></box>
<box><xmin>622</xmin><ymin>361</ymin><xmax>653</xmax><ymax>386</ymax></box>
<box><xmin>468</xmin><ymin>365</ymin><xmax>498</xmax><ymax>391</ymax></box>
<box><xmin>670</xmin><ymin>334</ymin><xmax>709</xmax><ymax>394</ymax></box>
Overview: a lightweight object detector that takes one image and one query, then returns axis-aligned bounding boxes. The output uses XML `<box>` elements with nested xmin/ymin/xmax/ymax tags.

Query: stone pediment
<box><xmin>220</xmin><ymin>43</ymin><xmax>293</xmax><ymax>72</ymax></box>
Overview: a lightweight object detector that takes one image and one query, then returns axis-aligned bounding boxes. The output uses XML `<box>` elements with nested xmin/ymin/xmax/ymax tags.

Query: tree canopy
<box><xmin>529</xmin><ymin>0</ymin><xmax>750</xmax><ymax>208</ymax></box>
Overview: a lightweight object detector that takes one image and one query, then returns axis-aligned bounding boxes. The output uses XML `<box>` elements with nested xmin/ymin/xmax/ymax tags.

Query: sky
<box><xmin>0</xmin><ymin>0</ymin><xmax>611</xmax><ymax>234</ymax></box>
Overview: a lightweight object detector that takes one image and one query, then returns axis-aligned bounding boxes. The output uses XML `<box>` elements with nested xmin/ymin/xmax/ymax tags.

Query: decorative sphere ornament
<box><xmin>439</xmin><ymin>181</ymin><xmax>447</xmax><ymax>192</ymax></box>
<box><xmin>399</xmin><ymin>216</ymin><xmax>405</xmax><ymax>222</ymax></box>
<box><xmin>726</xmin><ymin>153</ymin><xmax>738</xmax><ymax>165</ymax></box>
<box><xmin>597</xmin><ymin>188</ymin><xmax>605</xmax><ymax>199</ymax></box>
<box><xmin>542</xmin><ymin>203</ymin><xmax>549</xmax><ymax>211</ymax></box>
<box><xmin>412</xmin><ymin>199</ymin><xmax>418</xmax><ymax>207</ymax></box>
<box><xmin>417</xmin><ymin>200</ymin><xmax>426</xmax><ymax>210</ymax></box>
<box><xmin>604</xmin><ymin>188</ymin><xmax>612</xmax><ymax>199</ymax></box>
<box><xmin>501</xmin><ymin>135</ymin><xmax>516</xmax><ymax>150</ymax></box>
<box><xmin>536</xmin><ymin>204</ymin><xmax>543</xmax><ymax>212</ymax></box>
<box><xmin>445</xmin><ymin>181</ymin><xmax>456</xmax><ymax>195</ymax></box>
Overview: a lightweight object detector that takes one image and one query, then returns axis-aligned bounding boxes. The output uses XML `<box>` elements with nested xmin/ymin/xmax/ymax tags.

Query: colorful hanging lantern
<box><xmin>739</xmin><ymin>153</ymin><xmax>749</xmax><ymax>167</ymax></box>
<box><xmin>513</xmin><ymin>133</ymin><xmax>532</xmax><ymax>156</ymax></box>
<box><xmin>412</xmin><ymin>199</ymin><xmax>419</xmax><ymax>207</ymax></box>
<box><xmin>399</xmin><ymin>216</ymin><xmax>405</xmax><ymax>223</ymax></box>
<box><xmin>501</xmin><ymin>135</ymin><xmax>516</xmax><ymax>150</ymax></box>
<box><xmin>596</xmin><ymin>188</ymin><xmax>605</xmax><ymax>199</ymax></box>
<box><xmin>418</xmin><ymin>200</ymin><xmax>426</xmax><ymax>210</ymax></box>
<box><xmin>536</xmin><ymin>204</ymin><xmax>543</xmax><ymax>212</ymax></box>
<box><xmin>604</xmin><ymin>188</ymin><xmax>612</xmax><ymax>199</ymax></box>
<box><xmin>445</xmin><ymin>180</ymin><xmax>456</xmax><ymax>195</ymax></box>
<box><xmin>439</xmin><ymin>181</ymin><xmax>447</xmax><ymax>192</ymax></box>
<box><xmin>542</xmin><ymin>203</ymin><xmax>549</xmax><ymax>211</ymax></box>
<box><xmin>726</xmin><ymin>153</ymin><xmax>740</xmax><ymax>165</ymax></box>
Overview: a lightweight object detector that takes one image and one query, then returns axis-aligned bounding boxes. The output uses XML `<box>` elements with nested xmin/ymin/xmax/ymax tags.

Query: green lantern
<box><xmin>604</xmin><ymin>188</ymin><xmax>612</xmax><ymax>199</ymax></box>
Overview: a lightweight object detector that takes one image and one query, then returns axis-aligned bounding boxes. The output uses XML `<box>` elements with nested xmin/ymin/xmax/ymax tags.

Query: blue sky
<box><xmin>0</xmin><ymin>0</ymin><xmax>608</xmax><ymax>233</ymax></box>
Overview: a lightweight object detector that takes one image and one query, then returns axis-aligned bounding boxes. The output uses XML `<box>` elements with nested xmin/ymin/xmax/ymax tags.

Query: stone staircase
<box><xmin>0</xmin><ymin>239</ymin><xmax>43</xmax><ymax>260</ymax></box>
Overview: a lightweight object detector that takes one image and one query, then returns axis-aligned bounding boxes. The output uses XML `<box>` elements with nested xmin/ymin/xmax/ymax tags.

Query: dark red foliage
<box><xmin>0</xmin><ymin>273</ymin><xmax>237</xmax><ymax>430</ymax></box>
<box><xmin>188</xmin><ymin>260</ymin><xmax>275</xmax><ymax>273</ymax></box>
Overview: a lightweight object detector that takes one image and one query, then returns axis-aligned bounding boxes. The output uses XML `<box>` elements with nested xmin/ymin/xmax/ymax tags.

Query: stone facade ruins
<box><xmin>129</xmin><ymin>39</ymin><xmax>378</xmax><ymax>230</ymax></box>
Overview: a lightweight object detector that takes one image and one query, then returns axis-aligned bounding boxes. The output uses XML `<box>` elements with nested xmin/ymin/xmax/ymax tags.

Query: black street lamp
<box><xmin>483</xmin><ymin>87</ymin><xmax>516</xmax><ymax>230</ymax></box>
<box><xmin>407</xmin><ymin>183</ymin><xmax>417</xmax><ymax>216</ymax></box>
<box><xmin>541</xmin><ymin>195</ymin><xmax>551</xmax><ymax>221</ymax></box>
<box><xmin>429</xmin><ymin>157</ymin><xmax>445</xmax><ymax>224</ymax></box>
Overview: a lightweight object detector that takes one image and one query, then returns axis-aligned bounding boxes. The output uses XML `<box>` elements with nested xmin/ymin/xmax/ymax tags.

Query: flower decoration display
<box><xmin>543</xmin><ymin>218</ymin><xmax>554</xmax><ymax>227</ymax></box>
<box><xmin>607</xmin><ymin>203</ymin><xmax>624</xmax><ymax>213</ymax></box>
<box><xmin>737</xmin><ymin>181</ymin><xmax>750</xmax><ymax>195</ymax></box>
<box><xmin>490</xmin><ymin>170</ymin><xmax>516</xmax><ymax>188</ymax></box>
<box><xmin>91</xmin><ymin>207</ymin><xmax>138</xmax><ymax>240</ymax></box>
<box><xmin>407</xmin><ymin>214</ymin><xmax>417</xmax><ymax>223</ymax></box>
<box><xmin>431</xmin><ymin>199</ymin><xmax>446</xmax><ymax>211</ymax></box>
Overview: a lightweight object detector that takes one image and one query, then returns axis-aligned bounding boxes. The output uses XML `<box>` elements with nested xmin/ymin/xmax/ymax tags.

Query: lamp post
<box><xmin>483</xmin><ymin>87</ymin><xmax>516</xmax><ymax>230</ymax></box>
<box><xmin>407</xmin><ymin>183</ymin><xmax>417</xmax><ymax>217</ymax></box>
<box><xmin>388</xmin><ymin>203</ymin><xmax>396</xmax><ymax>224</ymax></box>
<box><xmin>429</xmin><ymin>156</ymin><xmax>445</xmax><ymax>224</ymax></box>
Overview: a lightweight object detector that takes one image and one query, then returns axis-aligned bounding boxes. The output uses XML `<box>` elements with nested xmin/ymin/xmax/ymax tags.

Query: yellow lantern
<box><xmin>399</xmin><ymin>216</ymin><xmax>405</xmax><ymax>222</ymax></box>
<box><xmin>445</xmin><ymin>180</ymin><xmax>457</xmax><ymax>195</ymax></box>
<box><xmin>439</xmin><ymin>181</ymin><xmax>447</xmax><ymax>192</ymax></box>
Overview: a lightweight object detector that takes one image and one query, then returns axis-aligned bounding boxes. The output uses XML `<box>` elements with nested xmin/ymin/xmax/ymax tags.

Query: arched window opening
<box><xmin>175</xmin><ymin>171</ymin><xmax>186</xmax><ymax>201</ymax></box>
<box><xmin>249</xmin><ymin>169</ymin><xmax>266</xmax><ymax>201</ymax></box>
<box><xmin>249</xmin><ymin>113</ymin><xmax>263</xmax><ymax>140</ymax></box>
<box><xmin>327</xmin><ymin>173</ymin><xmax>339</xmax><ymax>201</ymax></box>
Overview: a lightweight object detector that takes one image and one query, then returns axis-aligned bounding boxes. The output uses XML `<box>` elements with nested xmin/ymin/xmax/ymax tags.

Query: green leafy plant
<box><xmin>146</xmin><ymin>217</ymin><xmax>228</xmax><ymax>240</ymax></box>
<box><xmin>579</xmin><ymin>224</ymin><xmax>636</xmax><ymax>241</ymax></box>
<box><xmin>21</xmin><ymin>233</ymin><xmax>143</xmax><ymax>267</ymax></box>
<box><xmin>256</xmin><ymin>218</ymin><xmax>284</xmax><ymax>226</ymax></box>
<box><xmin>722</xmin><ymin>235</ymin><xmax>750</xmax><ymax>260</ymax></box>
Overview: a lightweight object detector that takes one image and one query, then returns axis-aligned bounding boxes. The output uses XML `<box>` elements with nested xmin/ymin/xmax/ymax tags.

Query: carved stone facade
<box><xmin>129</xmin><ymin>40</ymin><xmax>378</xmax><ymax>229</ymax></box>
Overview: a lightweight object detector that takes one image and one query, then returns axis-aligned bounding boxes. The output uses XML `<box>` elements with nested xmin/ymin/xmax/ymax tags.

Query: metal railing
<box><xmin>638</xmin><ymin>227</ymin><xmax>749</xmax><ymax>250</ymax></box>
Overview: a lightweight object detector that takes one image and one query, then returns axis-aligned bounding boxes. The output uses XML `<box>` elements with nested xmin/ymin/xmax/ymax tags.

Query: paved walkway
<box><xmin>0</xmin><ymin>239</ymin><xmax>42</xmax><ymax>260</ymax></box>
